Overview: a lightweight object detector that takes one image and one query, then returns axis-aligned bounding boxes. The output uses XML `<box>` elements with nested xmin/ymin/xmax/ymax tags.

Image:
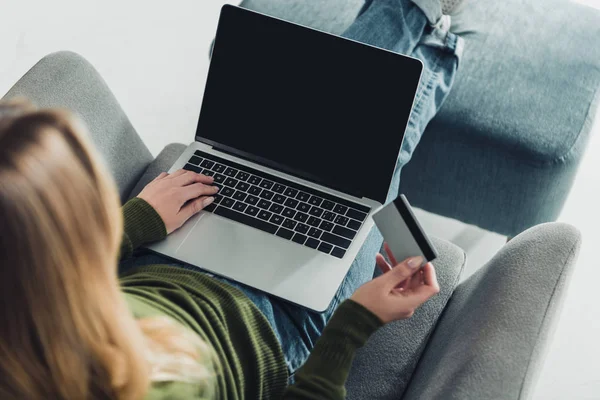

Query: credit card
<box><xmin>372</xmin><ymin>194</ymin><xmax>437</xmax><ymax>266</ymax></box>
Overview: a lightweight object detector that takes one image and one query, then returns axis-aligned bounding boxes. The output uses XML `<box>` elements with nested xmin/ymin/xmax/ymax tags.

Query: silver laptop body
<box><xmin>146</xmin><ymin>5</ymin><xmax>423</xmax><ymax>312</ymax></box>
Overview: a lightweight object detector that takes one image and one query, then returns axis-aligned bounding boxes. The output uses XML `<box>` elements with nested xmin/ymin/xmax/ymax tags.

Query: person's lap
<box><xmin>120</xmin><ymin>0</ymin><xmax>462</xmax><ymax>379</ymax></box>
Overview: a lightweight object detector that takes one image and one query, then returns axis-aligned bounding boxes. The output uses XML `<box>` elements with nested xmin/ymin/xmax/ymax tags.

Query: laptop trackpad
<box><xmin>175</xmin><ymin>213</ymin><xmax>322</xmax><ymax>291</ymax></box>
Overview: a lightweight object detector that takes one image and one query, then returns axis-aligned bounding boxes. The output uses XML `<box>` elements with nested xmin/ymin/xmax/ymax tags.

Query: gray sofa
<box><xmin>240</xmin><ymin>0</ymin><xmax>600</xmax><ymax>237</ymax></box>
<box><xmin>2</xmin><ymin>51</ymin><xmax>583</xmax><ymax>399</ymax></box>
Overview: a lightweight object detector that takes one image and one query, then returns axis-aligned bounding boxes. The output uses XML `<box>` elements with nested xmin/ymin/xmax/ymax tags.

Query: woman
<box><xmin>0</xmin><ymin>0</ymin><xmax>462</xmax><ymax>398</ymax></box>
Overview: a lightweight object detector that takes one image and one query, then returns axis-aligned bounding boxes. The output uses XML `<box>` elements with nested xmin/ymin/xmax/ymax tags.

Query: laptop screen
<box><xmin>196</xmin><ymin>5</ymin><xmax>423</xmax><ymax>204</ymax></box>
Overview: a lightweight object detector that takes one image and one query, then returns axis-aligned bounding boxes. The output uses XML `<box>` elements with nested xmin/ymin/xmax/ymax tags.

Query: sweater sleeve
<box><xmin>119</xmin><ymin>198</ymin><xmax>167</xmax><ymax>260</ymax></box>
<box><xmin>283</xmin><ymin>299</ymin><xmax>383</xmax><ymax>399</ymax></box>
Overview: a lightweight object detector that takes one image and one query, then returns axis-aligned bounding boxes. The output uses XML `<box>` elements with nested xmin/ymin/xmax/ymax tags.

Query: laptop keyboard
<box><xmin>182</xmin><ymin>150</ymin><xmax>370</xmax><ymax>259</ymax></box>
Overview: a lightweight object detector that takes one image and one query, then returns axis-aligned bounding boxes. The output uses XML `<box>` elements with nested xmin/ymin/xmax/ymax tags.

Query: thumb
<box><xmin>385</xmin><ymin>256</ymin><xmax>424</xmax><ymax>288</ymax></box>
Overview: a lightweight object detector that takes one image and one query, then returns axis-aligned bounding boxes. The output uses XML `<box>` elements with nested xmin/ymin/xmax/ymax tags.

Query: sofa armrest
<box><xmin>1</xmin><ymin>51</ymin><xmax>153</xmax><ymax>202</ymax></box>
<box><xmin>403</xmin><ymin>222</ymin><xmax>581</xmax><ymax>400</ymax></box>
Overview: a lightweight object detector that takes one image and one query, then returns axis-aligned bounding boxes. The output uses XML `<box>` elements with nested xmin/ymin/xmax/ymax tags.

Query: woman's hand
<box><xmin>137</xmin><ymin>169</ymin><xmax>219</xmax><ymax>234</ymax></box>
<box><xmin>350</xmin><ymin>243</ymin><xmax>440</xmax><ymax>324</ymax></box>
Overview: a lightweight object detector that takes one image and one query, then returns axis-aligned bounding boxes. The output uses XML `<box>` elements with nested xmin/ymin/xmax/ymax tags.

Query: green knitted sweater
<box><xmin>119</xmin><ymin>198</ymin><xmax>383</xmax><ymax>399</ymax></box>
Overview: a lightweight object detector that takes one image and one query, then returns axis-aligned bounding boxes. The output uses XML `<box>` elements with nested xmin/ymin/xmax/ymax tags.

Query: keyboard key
<box><xmin>319</xmin><ymin>221</ymin><xmax>334</xmax><ymax>232</ymax></box>
<box><xmin>245</xmin><ymin>195</ymin><xmax>259</xmax><ymax>205</ymax></box>
<box><xmin>258</xmin><ymin>210</ymin><xmax>272</xmax><ymax>221</ymax></box>
<box><xmin>236</xmin><ymin>182</ymin><xmax>250</xmax><ymax>192</ymax></box>
<box><xmin>296</xmin><ymin>191</ymin><xmax>310</xmax><ymax>202</ymax></box>
<box><xmin>321</xmin><ymin>200</ymin><xmax>335</xmax><ymax>210</ymax></box>
<box><xmin>322</xmin><ymin>211</ymin><xmax>335</xmax><ymax>221</ymax></box>
<box><xmin>224</xmin><ymin>177</ymin><xmax>238</xmax><ymax>187</ymax></box>
<box><xmin>184</xmin><ymin>164</ymin><xmax>202</xmax><ymax>174</ymax></box>
<box><xmin>272</xmin><ymin>183</ymin><xmax>286</xmax><ymax>194</ymax></box>
<box><xmin>233</xmin><ymin>191</ymin><xmax>247</xmax><ymax>202</ymax></box>
<box><xmin>292</xmin><ymin>233</ymin><xmax>307</xmax><ymax>245</ymax></box>
<box><xmin>203</xmin><ymin>170</ymin><xmax>215</xmax><ymax>177</ymax></box>
<box><xmin>283</xmin><ymin>218</ymin><xmax>297</xmax><ymax>230</ymax></box>
<box><xmin>284</xmin><ymin>188</ymin><xmax>298</xmax><ymax>198</ymax></box>
<box><xmin>224</xmin><ymin>167</ymin><xmax>237</xmax><ymax>177</ymax></box>
<box><xmin>321</xmin><ymin>232</ymin><xmax>351</xmax><ymax>249</ymax></box>
<box><xmin>270</xmin><ymin>204</ymin><xmax>284</xmax><ymax>214</ymax></box>
<box><xmin>248</xmin><ymin>186</ymin><xmax>262</xmax><ymax>195</ymax></box>
<box><xmin>295</xmin><ymin>223</ymin><xmax>309</xmax><ymax>234</ymax></box>
<box><xmin>213</xmin><ymin>194</ymin><xmax>222</xmax><ymax>204</ymax></box>
<box><xmin>308</xmin><ymin>196</ymin><xmax>322</xmax><ymax>207</ymax></box>
<box><xmin>236</xmin><ymin>171</ymin><xmax>250</xmax><ymax>181</ymax></box>
<box><xmin>296</xmin><ymin>202</ymin><xmax>310</xmax><ymax>213</ymax></box>
<box><xmin>260</xmin><ymin>180</ymin><xmax>274</xmax><ymax>190</ymax></box>
<box><xmin>221</xmin><ymin>197</ymin><xmax>235</xmax><ymax>208</ymax></box>
<box><xmin>194</xmin><ymin>150</ymin><xmax>205</xmax><ymax>157</ymax></box>
<box><xmin>200</xmin><ymin>159</ymin><xmax>215</xmax><ymax>169</ymax></box>
<box><xmin>273</xmin><ymin>194</ymin><xmax>286</xmax><ymax>204</ymax></box>
<box><xmin>294</xmin><ymin>212</ymin><xmax>309</xmax><ymax>223</ymax></box>
<box><xmin>212</xmin><ymin>164</ymin><xmax>226</xmax><ymax>173</ymax></box>
<box><xmin>260</xmin><ymin>190</ymin><xmax>274</xmax><ymax>200</ymax></box>
<box><xmin>332</xmin><ymin>225</ymin><xmax>357</xmax><ymax>240</ymax></box>
<box><xmin>203</xmin><ymin>202</ymin><xmax>217</xmax><ymax>212</ymax></box>
<box><xmin>307</xmin><ymin>216</ymin><xmax>320</xmax><ymax>227</ymax></box>
<box><xmin>308</xmin><ymin>227</ymin><xmax>323</xmax><ymax>239</ymax></box>
<box><xmin>284</xmin><ymin>198</ymin><xmax>299</xmax><ymax>208</ymax></box>
<box><xmin>214</xmin><ymin>206</ymin><xmax>277</xmax><ymax>234</ymax></box>
<box><xmin>221</xmin><ymin>187</ymin><xmax>235</xmax><ymax>197</ymax></box>
<box><xmin>306</xmin><ymin>238</ymin><xmax>320</xmax><ymax>249</ymax></box>
<box><xmin>248</xmin><ymin>176</ymin><xmax>262</xmax><ymax>185</ymax></box>
<box><xmin>214</xmin><ymin>173</ymin><xmax>226</xmax><ymax>183</ymax></box>
<box><xmin>347</xmin><ymin>219</ymin><xmax>361</xmax><ymax>231</ymax></box>
<box><xmin>318</xmin><ymin>242</ymin><xmax>333</xmax><ymax>254</ymax></box>
<box><xmin>309</xmin><ymin>206</ymin><xmax>324</xmax><ymax>217</ymax></box>
<box><xmin>189</xmin><ymin>155</ymin><xmax>203</xmax><ymax>165</ymax></box>
<box><xmin>335</xmin><ymin>215</ymin><xmax>349</xmax><ymax>226</ymax></box>
<box><xmin>270</xmin><ymin>214</ymin><xmax>284</xmax><ymax>225</ymax></box>
<box><xmin>346</xmin><ymin>208</ymin><xmax>368</xmax><ymax>222</ymax></box>
<box><xmin>334</xmin><ymin>204</ymin><xmax>348</xmax><ymax>215</ymax></box>
<box><xmin>258</xmin><ymin>199</ymin><xmax>272</xmax><ymax>210</ymax></box>
<box><xmin>233</xmin><ymin>201</ymin><xmax>247</xmax><ymax>212</ymax></box>
<box><xmin>246</xmin><ymin>206</ymin><xmax>259</xmax><ymax>216</ymax></box>
<box><xmin>331</xmin><ymin>247</ymin><xmax>346</xmax><ymax>259</ymax></box>
<box><xmin>276</xmin><ymin>227</ymin><xmax>294</xmax><ymax>240</ymax></box>
<box><xmin>282</xmin><ymin>208</ymin><xmax>296</xmax><ymax>218</ymax></box>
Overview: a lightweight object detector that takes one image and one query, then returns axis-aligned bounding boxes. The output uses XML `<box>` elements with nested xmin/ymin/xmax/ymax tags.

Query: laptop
<box><xmin>147</xmin><ymin>5</ymin><xmax>423</xmax><ymax>312</ymax></box>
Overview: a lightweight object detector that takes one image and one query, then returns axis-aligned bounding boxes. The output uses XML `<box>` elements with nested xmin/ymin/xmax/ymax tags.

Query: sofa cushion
<box><xmin>399</xmin><ymin>0</ymin><xmax>600</xmax><ymax>235</ymax></box>
<box><xmin>346</xmin><ymin>236</ymin><xmax>466</xmax><ymax>399</ymax></box>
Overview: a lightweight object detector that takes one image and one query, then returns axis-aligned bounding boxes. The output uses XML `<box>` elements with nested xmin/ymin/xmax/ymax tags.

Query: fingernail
<box><xmin>203</xmin><ymin>197</ymin><xmax>214</xmax><ymax>207</ymax></box>
<box><xmin>407</xmin><ymin>256</ymin><xmax>424</xmax><ymax>269</ymax></box>
<box><xmin>213</xmin><ymin>186</ymin><xmax>220</xmax><ymax>192</ymax></box>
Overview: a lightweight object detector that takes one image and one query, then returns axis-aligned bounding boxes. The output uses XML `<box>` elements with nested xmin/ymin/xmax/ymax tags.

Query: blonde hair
<box><xmin>0</xmin><ymin>100</ymin><xmax>217</xmax><ymax>399</ymax></box>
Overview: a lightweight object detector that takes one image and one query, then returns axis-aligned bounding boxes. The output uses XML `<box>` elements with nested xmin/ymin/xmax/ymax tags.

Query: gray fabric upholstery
<box><xmin>403</xmin><ymin>223</ymin><xmax>581</xmax><ymax>400</ymax></box>
<box><xmin>400</xmin><ymin>0</ymin><xmax>600</xmax><ymax>236</ymax></box>
<box><xmin>240</xmin><ymin>0</ymin><xmax>600</xmax><ymax>236</ymax></box>
<box><xmin>128</xmin><ymin>143</ymin><xmax>187</xmax><ymax>199</ymax></box>
<box><xmin>346</xmin><ymin>237</ymin><xmax>466</xmax><ymax>399</ymax></box>
<box><xmin>1</xmin><ymin>51</ymin><xmax>153</xmax><ymax>202</ymax></box>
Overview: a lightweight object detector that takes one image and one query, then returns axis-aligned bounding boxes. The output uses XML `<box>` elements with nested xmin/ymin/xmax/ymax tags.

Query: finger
<box><xmin>178</xmin><ymin>196</ymin><xmax>215</xmax><ymax>221</ymax></box>
<box><xmin>152</xmin><ymin>172</ymin><xmax>169</xmax><ymax>181</ymax></box>
<box><xmin>167</xmin><ymin>169</ymin><xmax>188</xmax><ymax>179</ymax></box>
<box><xmin>421</xmin><ymin>263</ymin><xmax>440</xmax><ymax>292</ymax></box>
<box><xmin>405</xmin><ymin>269</ymin><xmax>423</xmax><ymax>291</ymax></box>
<box><xmin>179</xmin><ymin>183</ymin><xmax>219</xmax><ymax>202</ymax></box>
<box><xmin>375</xmin><ymin>253</ymin><xmax>392</xmax><ymax>274</ymax></box>
<box><xmin>384</xmin><ymin>256</ymin><xmax>423</xmax><ymax>289</ymax></box>
<box><xmin>384</xmin><ymin>242</ymin><xmax>398</xmax><ymax>266</ymax></box>
<box><xmin>173</xmin><ymin>170</ymin><xmax>212</xmax><ymax>187</ymax></box>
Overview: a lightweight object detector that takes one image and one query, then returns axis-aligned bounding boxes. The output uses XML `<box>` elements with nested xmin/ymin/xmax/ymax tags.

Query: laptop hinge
<box><xmin>197</xmin><ymin>136</ymin><xmax>364</xmax><ymax>199</ymax></box>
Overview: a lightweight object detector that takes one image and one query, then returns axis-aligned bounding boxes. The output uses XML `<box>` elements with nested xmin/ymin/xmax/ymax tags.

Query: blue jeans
<box><xmin>120</xmin><ymin>0</ymin><xmax>462</xmax><ymax>381</ymax></box>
